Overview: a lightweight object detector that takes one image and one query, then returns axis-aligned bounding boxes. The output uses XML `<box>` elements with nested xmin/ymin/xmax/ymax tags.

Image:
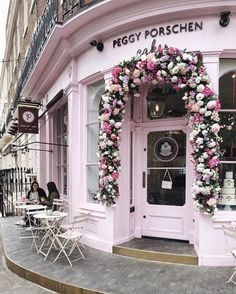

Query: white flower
<box><xmin>196</xmin><ymin>137</ymin><xmax>204</xmax><ymax>145</ymax></box>
<box><xmin>197</xmin><ymin>101</ymin><xmax>204</xmax><ymax>107</ymax></box>
<box><xmin>205</xmin><ymin>111</ymin><xmax>212</xmax><ymax>117</ymax></box>
<box><xmin>161</xmin><ymin>70</ymin><xmax>167</xmax><ymax>77</ymax></box>
<box><xmin>189</xmin><ymin>83</ymin><xmax>197</xmax><ymax>88</ymax></box>
<box><xmin>199</xmin><ymin>108</ymin><xmax>207</xmax><ymax>114</ymax></box>
<box><xmin>201</xmin><ymin>130</ymin><xmax>208</xmax><ymax>136</ymax></box>
<box><xmin>167</xmin><ymin>62</ymin><xmax>174</xmax><ymax>70</ymax></box>
<box><xmin>195</xmin><ymin>76</ymin><xmax>202</xmax><ymax>84</ymax></box>
<box><xmin>170</xmin><ymin>66</ymin><xmax>179</xmax><ymax>75</ymax></box>
<box><xmin>197</xmin><ymin>84</ymin><xmax>205</xmax><ymax>92</ymax></box>
<box><xmin>171</xmin><ymin>76</ymin><xmax>178</xmax><ymax>83</ymax></box>
<box><xmin>141</xmin><ymin>54</ymin><xmax>147</xmax><ymax>61</ymax></box>
<box><xmin>196</xmin><ymin>93</ymin><xmax>204</xmax><ymax>101</ymax></box>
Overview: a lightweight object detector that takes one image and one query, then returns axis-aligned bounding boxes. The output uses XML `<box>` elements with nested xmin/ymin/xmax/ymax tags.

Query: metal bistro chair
<box><xmin>53</xmin><ymin>211</ymin><xmax>90</xmax><ymax>266</ymax></box>
<box><xmin>223</xmin><ymin>224</ymin><xmax>236</xmax><ymax>284</ymax></box>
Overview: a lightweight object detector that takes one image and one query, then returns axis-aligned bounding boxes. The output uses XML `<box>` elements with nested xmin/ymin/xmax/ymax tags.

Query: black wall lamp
<box><xmin>90</xmin><ymin>40</ymin><xmax>104</xmax><ymax>52</ymax></box>
<box><xmin>219</xmin><ymin>11</ymin><xmax>231</xmax><ymax>27</ymax></box>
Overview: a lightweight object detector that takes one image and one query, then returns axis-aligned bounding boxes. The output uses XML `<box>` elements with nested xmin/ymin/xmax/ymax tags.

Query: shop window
<box><xmin>218</xmin><ymin>70</ymin><xmax>236</xmax><ymax>210</ymax></box>
<box><xmin>147</xmin><ymin>84</ymin><xmax>186</xmax><ymax>120</ymax></box>
<box><xmin>86</xmin><ymin>80</ymin><xmax>105</xmax><ymax>203</ymax></box>
<box><xmin>56</xmin><ymin>103</ymin><xmax>68</xmax><ymax>195</ymax></box>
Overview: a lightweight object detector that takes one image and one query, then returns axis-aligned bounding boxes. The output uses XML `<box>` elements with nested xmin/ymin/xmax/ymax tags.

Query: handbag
<box><xmin>161</xmin><ymin>169</ymin><xmax>173</xmax><ymax>190</ymax></box>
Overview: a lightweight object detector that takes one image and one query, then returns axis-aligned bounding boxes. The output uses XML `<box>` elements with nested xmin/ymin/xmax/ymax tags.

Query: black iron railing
<box><xmin>62</xmin><ymin>0</ymin><xmax>103</xmax><ymax>20</ymax></box>
<box><xmin>0</xmin><ymin>168</ymin><xmax>35</xmax><ymax>216</ymax></box>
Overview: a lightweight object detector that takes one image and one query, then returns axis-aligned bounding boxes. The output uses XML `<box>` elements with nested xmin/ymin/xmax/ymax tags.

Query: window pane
<box><xmin>87</xmin><ymin>123</ymin><xmax>99</xmax><ymax>162</ymax></box>
<box><xmin>147</xmin><ymin>131</ymin><xmax>186</xmax><ymax>168</ymax></box>
<box><xmin>87</xmin><ymin>80</ymin><xmax>105</xmax><ymax>123</ymax></box>
<box><xmin>219</xmin><ymin>71</ymin><xmax>236</xmax><ymax>109</ymax></box>
<box><xmin>86</xmin><ymin>165</ymin><xmax>99</xmax><ymax>203</ymax></box>
<box><xmin>63</xmin><ymin>106</ymin><xmax>68</xmax><ymax>134</ymax></box>
<box><xmin>147</xmin><ymin>168</ymin><xmax>186</xmax><ymax>206</ymax></box>
<box><xmin>63</xmin><ymin>166</ymin><xmax>67</xmax><ymax>194</ymax></box>
<box><xmin>219</xmin><ymin>112</ymin><xmax>236</xmax><ymax>160</ymax></box>
<box><xmin>63</xmin><ymin>135</ymin><xmax>67</xmax><ymax>164</ymax></box>
<box><xmin>147</xmin><ymin>84</ymin><xmax>186</xmax><ymax>120</ymax></box>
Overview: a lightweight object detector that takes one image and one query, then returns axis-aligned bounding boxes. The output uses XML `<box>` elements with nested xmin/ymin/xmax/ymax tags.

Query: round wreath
<box><xmin>96</xmin><ymin>44</ymin><xmax>222</xmax><ymax>215</ymax></box>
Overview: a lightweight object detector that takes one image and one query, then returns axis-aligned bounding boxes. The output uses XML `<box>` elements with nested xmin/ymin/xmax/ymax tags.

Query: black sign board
<box><xmin>18</xmin><ymin>106</ymin><xmax>38</xmax><ymax>134</ymax></box>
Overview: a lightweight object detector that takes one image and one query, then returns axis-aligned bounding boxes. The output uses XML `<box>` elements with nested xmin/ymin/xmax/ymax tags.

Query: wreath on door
<box><xmin>96</xmin><ymin>44</ymin><xmax>222</xmax><ymax>215</ymax></box>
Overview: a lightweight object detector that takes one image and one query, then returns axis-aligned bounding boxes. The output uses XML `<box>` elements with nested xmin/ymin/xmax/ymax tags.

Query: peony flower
<box><xmin>211</xmin><ymin>123</ymin><xmax>220</xmax><ymax>134</ymax></box>
<box><xmin>132</xmin><ymin>69</ymin><xmax>141</xmax><ymax>78</ymax></box>
<box><xmin>100</xmin><ymin>113</ymin><xmax>110</xmax><ymax>121</ymax></box>
<box><xmin>207</xmin><ymin>198</ymin><xmax>217</xmax><ymax>206</ymax></box>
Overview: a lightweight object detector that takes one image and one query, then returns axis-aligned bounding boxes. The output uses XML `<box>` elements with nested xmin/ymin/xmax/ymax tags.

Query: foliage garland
<box><xmin>96</xmin><ymin>44</ymin><xmax>222</xmax><ymax>215</ymax></box>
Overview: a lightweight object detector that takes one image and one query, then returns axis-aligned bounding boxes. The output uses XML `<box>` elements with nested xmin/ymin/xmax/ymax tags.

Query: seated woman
<box><xmin>40</xmin><ymin>181</ymin><xmax>60</xmax><ymax>211</ymax></box>
<box><xmin>27</xmin><ymin>181</ymin><xmax>47</xmax><ymax>204</ymax></box>
<box><xmin>15</xmin><ymin>181</ymin><xmax>47</xmax><ymax>226</ymax></box>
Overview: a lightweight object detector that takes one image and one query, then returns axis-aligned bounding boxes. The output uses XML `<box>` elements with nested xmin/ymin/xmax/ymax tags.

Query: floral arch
<box><xmin>96</xmin><ymin>45</ymin><xmax>222</xmax><ymax>215</ymax></box>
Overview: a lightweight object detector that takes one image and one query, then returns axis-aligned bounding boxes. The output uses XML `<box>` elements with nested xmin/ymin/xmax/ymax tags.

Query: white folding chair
<box><xmin>53</xmin><ymin>212</ymin><xmax>90</xmax><ymax>266</ymax></box>
<box><xmin>52</xmin><ymin>199</ymin><xmax>65</xmax><ymax>212</ymax></box>
<box><xmin>223</xmin><ymin>225</ymin><xmax>236</xmax><ymax>284</ymax></box>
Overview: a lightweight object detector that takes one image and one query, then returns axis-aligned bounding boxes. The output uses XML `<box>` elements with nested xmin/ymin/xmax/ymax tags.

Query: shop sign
<box><xmin>18</xmin><ymin>105</ymin><xmax>38</xmax><ymax>134</ymax></box>
<box><xmin>154</xmin><ymin>137</ymin><xmax>178</xmax><ymax>162</ymax></box>
<box><xmin>112</xmin><ymin>21</ymin><xmax>203</xmax><ymax>50</ymax></box>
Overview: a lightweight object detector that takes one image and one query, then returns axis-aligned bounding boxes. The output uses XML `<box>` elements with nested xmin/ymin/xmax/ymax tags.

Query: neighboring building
<box><xmin>1</xmin><ymin>0</ymin><xmax>236</xmax><ymax>266</ymax></box>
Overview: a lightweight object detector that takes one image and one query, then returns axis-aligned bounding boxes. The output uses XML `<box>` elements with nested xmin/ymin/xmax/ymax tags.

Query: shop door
<box><xmin>142</xmin><ymin>128</ymin><xmax>189</xmax><ymax>240</ymax></box>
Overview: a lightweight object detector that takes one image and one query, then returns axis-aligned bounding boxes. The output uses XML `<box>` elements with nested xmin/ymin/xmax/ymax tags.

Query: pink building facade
<box><xmin>21</xmin><ymin>0</ymin><xmax>236</xmax><ymax>266</ymax></box>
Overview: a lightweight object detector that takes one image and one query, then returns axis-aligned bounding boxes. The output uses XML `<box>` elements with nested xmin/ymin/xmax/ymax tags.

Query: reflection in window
<box><xmin>56</xmin><ymin>103</ymin><xmax>68</xmax><ymax>195</ymax></box>
<box><xmin>147</xmin><ymin>84</ymin><xmax>186</xmax><ymax>119</ymax></box>
<box><xmin>86</xmin><ymin>80</ymin><xmax>105</xmax><ymax>203</ymax></box>
<box><xmin>218</xmin><ymin>69</ymin><xmax>236</xmax><ymax>209</ymax></box>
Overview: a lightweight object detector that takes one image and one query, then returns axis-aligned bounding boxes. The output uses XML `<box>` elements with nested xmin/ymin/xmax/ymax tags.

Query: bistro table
<box><xmin>34</xmin><ymin>211</ymin><xmax>68</xmax><ymax>260</ymax></box>
<box><xmin>15</xmin><ymin>204</ymin><xmax>47</xmax><ymax>246</ymax></box>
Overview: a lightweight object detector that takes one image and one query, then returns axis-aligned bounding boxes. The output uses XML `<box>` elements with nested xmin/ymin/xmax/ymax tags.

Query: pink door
<box><xmin>141</xmin><ymin>125</ymin><xmax>192</xmax><ymax>240</ymax></box>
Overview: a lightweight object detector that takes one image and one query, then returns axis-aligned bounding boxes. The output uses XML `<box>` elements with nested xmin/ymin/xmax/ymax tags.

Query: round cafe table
<box><xmin>34</xmin><ymin>211</ymin><xmax>68</xmax><ymax>260</ymax></box>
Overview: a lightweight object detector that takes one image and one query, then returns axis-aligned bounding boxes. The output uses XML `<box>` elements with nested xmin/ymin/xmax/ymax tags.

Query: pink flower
<box><xmin>102</xmin><ymin>122</ymin><xmax>111</xmax><ymax>133</ymax></box>
<box><xmin>207</xmin><ymin>100</ymin><xmax>221</xmax><ymax>110</ymax></box>
<box><xmin>157</xmin><ymin>45</ymin><xmax>163</xmax><ymax>54</ymax></box>
<box><xmin>202</xmin><ymin>86</ymin><xmax>213</xmax><ymax>97</ymax></box>
<box><xmin>147</xmin><ymin>61</ymin><xmax>156</xmax><ymax>71</ymax></box>
<box><xmin>110</xmin><ymin>134</ymin><xmax>117</xmax><ymax>141</ymax></box>
<box><xmin>208</xmin><ymin>158</ymin><xmax>219</xmax><ymax>168</ymax></box>
<box><xmin>168</xmin><ymin>47</ymin><xmax>175</xmax><ymax>55</ymax></box>
<box><xmin>133</xmin><ymin>78</ymin><xmax>142</xmax><ymax>85</ymax></box>
<box><xmin>112</xmin><ymin>66</ymin><xmax>122</xmax><ymax>78</ymax></box>
<box><xmin>111</xmin><ymin>171</ymin><xmax>119</xmax><ymax>180</ymax></box>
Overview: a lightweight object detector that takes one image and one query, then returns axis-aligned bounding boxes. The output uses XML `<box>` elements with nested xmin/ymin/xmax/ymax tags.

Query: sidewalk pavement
<box><xmin>0</xmin><ymin>219</ymin><xmax>56</xmax><ymax>293</ymax></box>
<box><xmin>1</xmin><ymin>216</ymin><xmax>236</xmax><ymax>294</ymax></box>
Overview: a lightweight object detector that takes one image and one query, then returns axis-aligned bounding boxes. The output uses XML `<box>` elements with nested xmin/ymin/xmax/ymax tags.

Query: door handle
<box><xmin>142</xmin><ymin>171</ymin><xmax>146</xmax><ymax>188</ymax></box>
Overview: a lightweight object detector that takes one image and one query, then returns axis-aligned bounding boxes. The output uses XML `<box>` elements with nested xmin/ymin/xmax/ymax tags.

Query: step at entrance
<box><xmin>113</xmin><ymin>237</ymin><xmax>198</xmax><ymax>265</ymax></box>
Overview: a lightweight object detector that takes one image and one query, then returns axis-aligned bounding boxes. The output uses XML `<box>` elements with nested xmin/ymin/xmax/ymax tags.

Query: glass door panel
<box><xmin>147</xmin><ymin>130</ymin><xmax>186</xmax><ymax>206</ymax></box>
